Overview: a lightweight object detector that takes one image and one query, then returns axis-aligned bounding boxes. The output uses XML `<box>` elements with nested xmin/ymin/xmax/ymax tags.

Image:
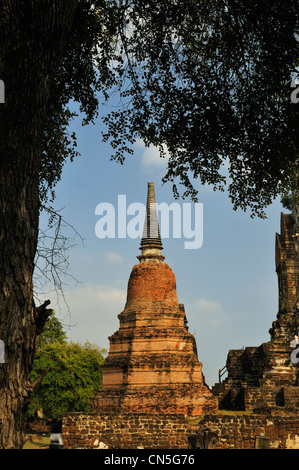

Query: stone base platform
<box><xmin>91</xmin><ymin>383</ymin><xmax>218</xmax><ymax>417</ymax></box>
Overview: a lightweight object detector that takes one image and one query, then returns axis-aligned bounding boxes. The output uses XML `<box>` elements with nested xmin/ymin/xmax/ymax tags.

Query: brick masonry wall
<box><xmin>197</xmin><ymin>414</ymin><xmax>299</xmax><ymax>449</ymax></box>
<box><xmin>62</xmin><ymin>412</ymin><xmax>190</xmax><ymax>449</ymax></box>
<box><xmin>244</xmin><ymin>386</ymin><xmax>283</xmax><ymax>410</ymax></box>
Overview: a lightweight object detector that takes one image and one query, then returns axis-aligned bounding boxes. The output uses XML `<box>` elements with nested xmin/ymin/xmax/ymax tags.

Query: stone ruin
<box><xmin>212</xmin><ymin>206</ymin><xmax>299</xmax><ymax>412</ymax></box>
<box><xmin>62</xmin><ymin>188</ymin><xmax>299</xmax><ymax>449</ymax></box>
<box><xmin>91</xmin><ymin>182</ymin><xmax>218</xmax><ymax>417</ymax></box>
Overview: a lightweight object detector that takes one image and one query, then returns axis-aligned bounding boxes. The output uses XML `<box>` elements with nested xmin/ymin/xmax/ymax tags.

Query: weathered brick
<box><xmin>62</xmin><ymin>412</ymin><xmax>190</xmax><ymax>449</ymax></box>
<box><xmin>212</xmin><ymin>210</ymin><xmax>299</xmax><ymax>413</ymax></box>
<box><xmin>90</xmin><ymin>184</ymin><xmax>217</xmax><ymax>417</ymax></box>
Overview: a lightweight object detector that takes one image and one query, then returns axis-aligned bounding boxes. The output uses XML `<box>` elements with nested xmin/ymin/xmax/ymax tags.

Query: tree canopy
<box><xmin>28</xmin><ymin>313</ymin><xmax>106</xmax><ymax>421</ymax></box>
<box><xmin>41</xmin><ymin>0</ymin><xmax>299</xmax><ymax>217</ymax></box>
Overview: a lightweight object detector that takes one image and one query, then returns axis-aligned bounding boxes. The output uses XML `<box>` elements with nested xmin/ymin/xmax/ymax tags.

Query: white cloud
<box><xmin>142</xmin><ymin>146</ymin><xmax>168</xmax><ymax>169</ymax></box>
<box><xmin>186</xmin><ymin>297</ymin><xmax>230</xmax><ymax>329</ymax></box>
<box><xmin>65</xmin><ymin>284</ymin><xmax>127</xmax><ymax>349</ymax></box>
<box><xmin>105</xmin><ymin>251</ymin><xmax>124</xmax><ymax>263</ymax></box>
<box><xmin>135</xmin><ymin>139</ymin><xmax>169</xmax><ymax>172</ymax></box>
<box><xmin>37</xmin><ymin>284</ymin><xmax>127</xmax><ymax>351</ymax></box>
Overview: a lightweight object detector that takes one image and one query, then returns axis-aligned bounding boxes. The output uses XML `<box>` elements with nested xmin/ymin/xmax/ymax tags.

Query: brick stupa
<box><xmin>92</xmin><ymin>182</ymin><xmax>218</xmax><ymax>416</ymax></box>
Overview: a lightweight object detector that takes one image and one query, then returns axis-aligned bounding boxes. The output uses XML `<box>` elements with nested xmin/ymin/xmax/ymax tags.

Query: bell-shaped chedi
<box><xmin>92</xmin><ymin>183</ymin><xmax>218</xmax><ymax>416</ymax></box>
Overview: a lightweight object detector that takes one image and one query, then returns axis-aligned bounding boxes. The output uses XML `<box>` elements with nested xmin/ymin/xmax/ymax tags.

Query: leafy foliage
<box><xmin>36</xmin><ymin>311</ymin><xmax>67</xmax><ymax>349</ymax></box>
<box><xmin>39</xmin><ymin>0</ymin><xmax>118</xmax><ymax>204</ymax></box>
<box><xmin>280</xmin><ymin>192</ymin><xmax>296</xmax><ymax>211</ymax></box>
<box><xmin>102</xmin><ymin>0</ymin><xmax>299</xmax><ymax>217</ymax></box>
<box><xmin>40</xmin><ymin>0</ymin><xmax>299</xmax><ymax>217</ymax></box>
<box><xmin>28</xmin><ymin>313</ymin><xmax>106</xmax><ymax>420</ymax></box>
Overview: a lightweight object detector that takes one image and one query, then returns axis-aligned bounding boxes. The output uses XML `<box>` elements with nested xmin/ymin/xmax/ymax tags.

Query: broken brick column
<box><xmin>264</xmin><ymin>206</ymin><xmax>299</xmax><ymax>385</ymax></box>
<box><xmin>212</xmin><ymin>206</ymin><xmax>299</xmax><ymax>411</ymax></box>
<box><xmin>270</xmin><ymin>206</ymin><xmax>299</xmax><ymax>341</ymax></box>
<box><xmin>91</xmin><ymin>183</ymin><xmax>218</xmax><ymax>416</ymax></box>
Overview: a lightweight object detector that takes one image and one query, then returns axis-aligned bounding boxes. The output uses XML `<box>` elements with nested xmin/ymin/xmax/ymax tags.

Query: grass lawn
<box><xmin>217</xmin><ymin>409</ymin><xmax>253</xmax><ymax>415</ymax></box>
<box><xmin>23</xmin><ymin>434</ymin><xmax>51</xmax><ymax>449</ymax></box>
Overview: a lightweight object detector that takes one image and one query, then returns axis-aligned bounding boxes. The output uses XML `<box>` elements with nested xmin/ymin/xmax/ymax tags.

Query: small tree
<box><xmin>27</xmin><ymin>314</ymin><xmax>106</xmax><ymax>421</ymax></box>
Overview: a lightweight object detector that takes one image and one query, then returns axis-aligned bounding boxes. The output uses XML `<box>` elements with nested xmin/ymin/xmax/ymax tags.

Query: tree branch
<box><xmin>35</xmin><ymin>300</ymin><xmax>52</xmax><ymax>335</ymax></box>
<box><xmin>30</xmin><ymin>367</ymin><xmax>51</xmax><ymax>391</ymax></box>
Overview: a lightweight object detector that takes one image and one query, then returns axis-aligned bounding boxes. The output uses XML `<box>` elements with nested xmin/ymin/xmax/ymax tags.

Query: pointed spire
<box><xmin>138</xmin><ymin>182</ymin><xmax>165</xmax><ymax>263</ymax></box>
<box><xmin>141</xmin><ymin>182</ymin><xmax>162</xmax><ymax>247</ymax></box>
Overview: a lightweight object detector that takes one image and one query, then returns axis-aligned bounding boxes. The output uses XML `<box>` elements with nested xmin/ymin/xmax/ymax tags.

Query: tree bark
<box><xmin>0</xmin><ymin>0</ymin><xmax>77</xmax><ymax>448</ymax></box>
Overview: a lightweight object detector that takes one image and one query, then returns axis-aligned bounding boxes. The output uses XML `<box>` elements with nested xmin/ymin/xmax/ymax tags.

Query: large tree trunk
<box><xmin>0</xmin><ymin>155</ymin><xmax>43</xmax><ymax>448</ymax></box>
<box><xmin>0</xmin><ymin>1</ymin><xmax>77</xmax><ymax>448</ymax></box>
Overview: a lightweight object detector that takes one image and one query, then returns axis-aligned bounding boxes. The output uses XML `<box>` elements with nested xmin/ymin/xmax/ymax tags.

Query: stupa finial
<box><xmin>138</xmin><ymin>182</ymin><xmax>165</xmax><ymax>263</ymax></box>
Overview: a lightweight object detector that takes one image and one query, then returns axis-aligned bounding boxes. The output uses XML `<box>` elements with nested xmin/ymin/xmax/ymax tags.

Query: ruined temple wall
<box><xmin>273</xmin><ymin>211</ymin><xmax>299</xmax><ymax>337</ymax></box>
<box><xmin>226</xmin><ymin>347</ymin><xmax>265</xmax><ymax>384</ymax></box>
<box><xmin>197</xmin><ymin>414</ymin><xmax>299</xmax><ymax>449</ymax></box>
<box><xmin>62</xmin><ymin>411</ymin><xmax>299</xmax><ymax>449</ymax></box>
<box><xmin>62</xmin><ymin>412</ymin><xmax>189</xmax><ymax>449</ymax></box>
<box><xmin>212</xmin><ymin>210</ymin><xmax>299</xmax><ymax>411</ymax></box>
<box><xmin>244</xmin><ymin>385</ymin><xmax>285</xmax><ymax>410</ymax></box>
<box><xmin>244</xmin><ymin>385</ymin><xmax>299</xmax><ymax>411</ymax></box>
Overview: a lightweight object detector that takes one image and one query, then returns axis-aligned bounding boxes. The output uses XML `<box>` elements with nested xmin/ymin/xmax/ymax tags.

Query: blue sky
<box><xmin>36</xmin><ymin>103</ymin><xmax>285</xmax><ymax>387</ymax></box>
